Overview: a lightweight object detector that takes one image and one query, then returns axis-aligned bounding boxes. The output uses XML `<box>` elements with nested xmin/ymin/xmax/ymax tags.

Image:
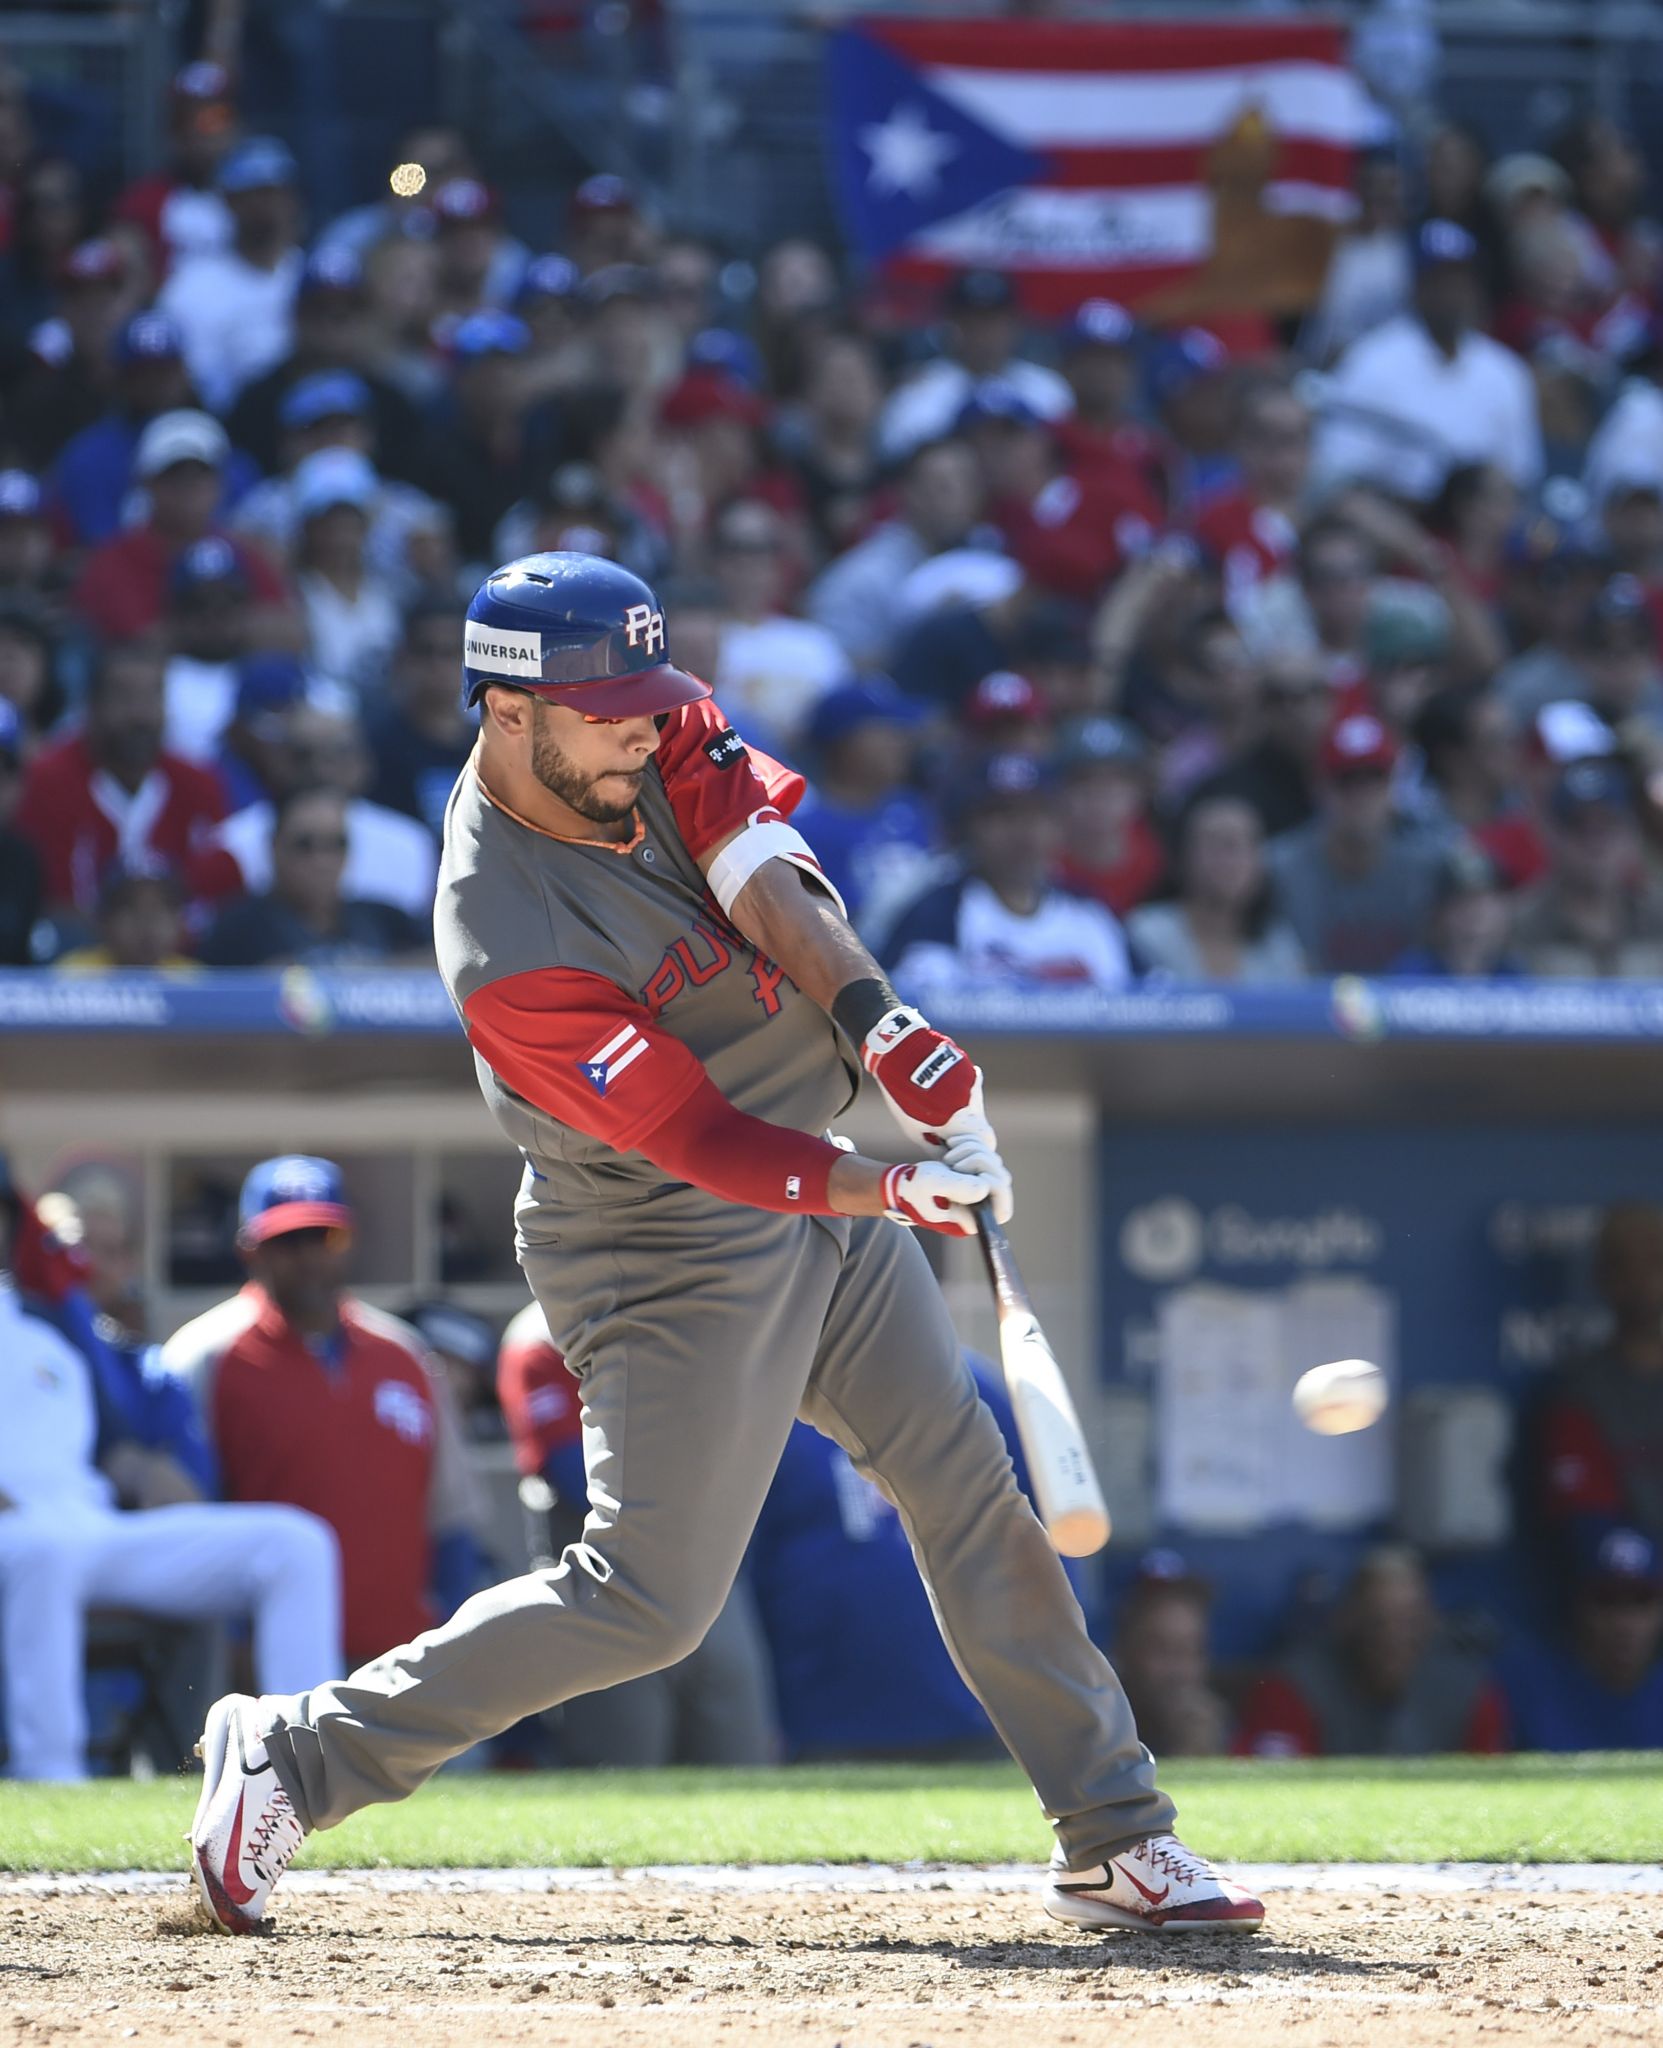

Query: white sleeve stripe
<box><xmin>706</xmin><ymin>820</ymin><xmax>848</xmax><ymax>920</ymax></box>
<box><xmin>593</xmin><ymin>1023</ymin><xmax>639</xmax><ymax>1064</ymax></box>
<box><xmin>607</xmin><ymin>1038</ymin><xmax>650</xmax><ymax>1079</ymax></box>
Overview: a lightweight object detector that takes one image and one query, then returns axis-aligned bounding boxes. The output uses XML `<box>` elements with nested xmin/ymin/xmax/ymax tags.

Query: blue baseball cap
<box><xmin>1065</xmin><ymin>298</ymin><xmax>1136</xmax><ymax>351</ymax></box>
<box><xmin>1552</xmin><ymin>758</ymin><xmax>1634</xmax><ymax>820</ymax></box>
<box><xmin>516</xmin><ymin>253</ymin><xmax>580</xmax><ymax>308</ymax></box>
<box><xmin>957</xmin><ymin>378</ymin><xmax>1041</xmax><ymax>431</ymax></box>
<box><xmin>114</xmin><ymin>310</ymin><xmax>184</xmax><ymax>366</ymax></box>
<box><xmin>300</xmin><ymin>246</ymin><xmax>364</xmax><ymax>299</ymax></box>
<box><xmin>1414</xmin><ymin>219</ymin><xmax>1479</xmax><ymax>271</ymax></box>
<box><xmin>235</xmin><ymin>651</ymin><xmax>308</xmax><ymax>730</ymax></box>
<box><xmin>239</xmin><ymin>1154</ymin><xmax>353</xmax><ymax>1246</ymax></box>
<box><xmin>280</xmin><ymin>370</ymin><xmax>371</xmax><ymax>432</ymax></box>
<box><xmin>170</xmin><ymin>535</ymin><xmax>247</xmax><ymax>596</ymax></box>
<box><xmin>1582</xmin><ymin>1525</ymin><xmax>1663</xmax><ymax>1595</ymax></box>
<box><xmin>1148</xmin><ymin>327</ymin><xmax>1229</xmax><ymax>407</ymax></box>
<box><xmin>218</xmin><ymin>135</ymin><xmax>298</xmax><ymax>196</ymax></box>
<box><xmin>806</xmin><ymin>676</ymin><xmax>926</xmax><ymax>753</ymax></box>
<box><xmin>950</xmin><ymin>748</ymin><xmax>1056</xmax><ymax>819</ymax></box>
<box><xmin>452</xmin><ymin>309</ymin><xmax>531</xmax><ymax>362</ymax></box>
<box><xmin>0</xmin><ymin>470</ymin><xmax>43</xmax><ymax>520</ymax></box>
<box><xmin>688</xmin><ymin>327</ymin><xmax>764</xmax><ymax>390</ymax></box>
<box><xmin>293</xmin><ymin>447</ymin><xmax>378</xmax><ymax>520</ymax></box>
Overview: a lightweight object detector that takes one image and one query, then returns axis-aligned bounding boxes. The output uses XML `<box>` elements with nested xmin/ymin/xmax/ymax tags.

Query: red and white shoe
<box><xmin>187</xmin><ymin>1693</ymin><xmax>305</xmax><ymax>1934</ymax></box>
<box><xmin>1045</xmin><ymin>1834</ymin><xmax>1265</xmax><ymax>1933</ymax></box>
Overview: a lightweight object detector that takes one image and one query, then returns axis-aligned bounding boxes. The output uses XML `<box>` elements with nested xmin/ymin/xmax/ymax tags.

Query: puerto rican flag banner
<box><xmin>827</xmin><ymin>18</ymin><xmax>1376</xmax><ymax>319</ymax></box>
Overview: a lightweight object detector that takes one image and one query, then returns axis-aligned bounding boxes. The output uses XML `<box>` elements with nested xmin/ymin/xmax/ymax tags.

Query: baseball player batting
<box><xmin>187</xmin><ymin>552</ymin><xmax>1264</xmax><ymax>1938</ymax></box>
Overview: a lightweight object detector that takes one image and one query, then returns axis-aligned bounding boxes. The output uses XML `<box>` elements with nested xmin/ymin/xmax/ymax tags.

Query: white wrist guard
<box><xmin>705</xmin><ymin>820</ymin><xmax>847</xmax><ymax>920</ymax></box>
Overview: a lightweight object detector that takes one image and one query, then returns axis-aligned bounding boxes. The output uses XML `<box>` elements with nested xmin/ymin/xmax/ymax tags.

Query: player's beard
<box><xmin>529</xmin><ymin>704</ymin><xmax>642</xmax><ymax>824</ymax></box>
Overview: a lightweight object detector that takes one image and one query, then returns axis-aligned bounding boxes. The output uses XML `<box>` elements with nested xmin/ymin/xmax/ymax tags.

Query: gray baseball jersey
<box><xmin>257</xmin><ymin>700</ymin><xmax>1176</xmax><ymax>1871</ymax></box>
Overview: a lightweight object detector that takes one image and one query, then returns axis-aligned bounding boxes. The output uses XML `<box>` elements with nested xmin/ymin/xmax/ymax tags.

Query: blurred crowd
<box><xmin>6</xmin><ymin>61</ymin><xmax>1663</xmax><ymax>985</ymax></box>
<box><xmin>4</xmin><ymin>1149</ymin><xmax>1661</xmax><ymax>1780</ymax></box>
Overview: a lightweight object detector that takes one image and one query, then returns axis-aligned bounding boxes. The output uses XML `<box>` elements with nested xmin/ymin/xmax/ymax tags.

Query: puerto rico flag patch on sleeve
<box><xmin>579</xmin><ymin>1022</ymin><xmax>650</xmax><ymax>1096</ymax></box>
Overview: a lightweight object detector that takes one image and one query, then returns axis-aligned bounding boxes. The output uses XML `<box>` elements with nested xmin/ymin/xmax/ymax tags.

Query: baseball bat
<box><xmin>975</xmin><ymin>1208</ymin><xmax>1111</xmax><ymax>1557</ymax></box>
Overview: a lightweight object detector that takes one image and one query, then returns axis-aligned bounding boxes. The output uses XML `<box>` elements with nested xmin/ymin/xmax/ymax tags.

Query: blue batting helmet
<box><xmin>461</xmin><ymin>552</ymin><xmax>711</xmax><ymax>716</ymax></box>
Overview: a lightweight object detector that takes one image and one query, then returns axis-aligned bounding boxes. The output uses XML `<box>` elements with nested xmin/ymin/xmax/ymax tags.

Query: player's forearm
<box><xmin>726</xmin><ymin>859</ymin><xmax>882</xmax><ymax>1015</ymax></box>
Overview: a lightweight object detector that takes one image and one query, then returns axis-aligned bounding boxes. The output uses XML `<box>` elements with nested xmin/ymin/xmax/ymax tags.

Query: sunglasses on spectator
<box><xmin>285</xmin><ymin>832</ymin><xmax>349</xmax><ymax>853</ymax></box>
<box><xmin>1329</xmin><ymin>765</ymin><xmax>1390</xmax><ymax>788</ymax></box>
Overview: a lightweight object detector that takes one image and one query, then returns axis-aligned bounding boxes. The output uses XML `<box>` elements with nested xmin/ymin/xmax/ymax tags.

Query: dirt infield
<box><xmin>4</xmin><ymin>1875</ymin><xmax>1660</xmax><ymax>2047</ymax></box>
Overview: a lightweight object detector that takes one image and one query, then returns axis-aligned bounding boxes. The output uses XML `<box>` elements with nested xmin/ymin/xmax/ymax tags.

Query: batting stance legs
<box><xmin>242</xmin><ymin>1202</ymin><xmax>1170</xmax><ymax>1865</ymax></box>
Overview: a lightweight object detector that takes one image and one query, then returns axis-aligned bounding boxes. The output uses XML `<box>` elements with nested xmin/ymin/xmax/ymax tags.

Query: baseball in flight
<box><xmin>1292</xmin><ymin>1357</ymin><xmax>1388</xmax><ymax>1436</ymax></box>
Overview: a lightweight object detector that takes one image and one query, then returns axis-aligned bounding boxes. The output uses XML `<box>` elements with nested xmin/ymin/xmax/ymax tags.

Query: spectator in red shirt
<box><xmin>1053</xmin><ymin>298</ymin><xmax>1169</xmax><ymax>512</ymax></box>
<box><xmin>1234</xmin><ymin>1547</ymin><xmax>1508</xmax><ymax>1758</ymax></box>
<box><xmin>14</xmin><ymin>637</ymin><xmax>237</xmax><ymax>922</ymax></box>
<box><xmin>1196</xmin><ymin>382</ymin><xmax>1310</xmax><ymax>620</ymax></box>
<box><xmin>162</xmin><ymin>1155</ymin><xmax>490</xmax><ymax>1669</ymax></box>
<box><xmin>110</xmin><ymin>62</ymin><xmax>237</xmax><ymax>276</ymax></box>
<box><xmin>69</xmin><ymin>410</ymin><xmax>290</xmax><ymax>645</ymax></box>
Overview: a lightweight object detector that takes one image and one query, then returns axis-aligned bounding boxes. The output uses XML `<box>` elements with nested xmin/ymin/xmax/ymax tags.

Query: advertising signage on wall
<box><xmin>1100</xmin><ymin>1123</ymin><xmax>1663</xmax><ymax>1536</ymax></box>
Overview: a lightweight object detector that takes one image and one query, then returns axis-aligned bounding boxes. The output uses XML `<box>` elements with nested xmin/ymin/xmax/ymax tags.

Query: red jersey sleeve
<box><xmin>461</xmin><ymin>966</ymin><xmax>841</xmax><ymax>1211</ymax></box>
<box><xmin>651</xmin><ymin>697</ymin><xmax>807</xmax><ymax>863</ymax></box>
<box><xmin>497</xmin><ymin>1332</ymin><xmax>583</xmax><ymax>1476</ymax></box>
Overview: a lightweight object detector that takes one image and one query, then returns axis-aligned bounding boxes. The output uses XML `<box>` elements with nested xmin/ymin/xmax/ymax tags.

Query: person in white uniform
<box><xmin>0</xmin><ymin>1196</ymin><xmax>341</xmax><ymax>1781</ymax></box>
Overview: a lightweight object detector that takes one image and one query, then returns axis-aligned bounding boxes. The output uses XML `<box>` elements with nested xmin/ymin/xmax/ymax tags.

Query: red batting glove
<box><xmin>880</xmin><ymin>1160</ymin><xmax>994</xmax><ymax>1238</ymax></box>
<box><xmin>861</xmin><ymin>1005</ymin><xmax>990</xmax><ymax>1150</ymax></box>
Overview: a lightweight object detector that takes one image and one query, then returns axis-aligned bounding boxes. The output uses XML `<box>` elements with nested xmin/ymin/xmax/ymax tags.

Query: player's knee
<box><xmin>258</xmin><ymin>1505</ymin><xmax>341</xmax><ymax>1585</ymax></box>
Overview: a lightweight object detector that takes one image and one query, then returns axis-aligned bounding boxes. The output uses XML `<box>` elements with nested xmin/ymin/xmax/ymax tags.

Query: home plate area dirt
<box><xmin>5</xmin><ymin>1879</ymin><xmax>1662</xmax><ymax>2047</ymax></box>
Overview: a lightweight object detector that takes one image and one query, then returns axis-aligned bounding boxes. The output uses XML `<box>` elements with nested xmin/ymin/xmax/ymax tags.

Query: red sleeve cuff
<box><xmin>632</xmin><ymin>1071</ymin><xmax>841</xmax><ymax>1214</ymax></box>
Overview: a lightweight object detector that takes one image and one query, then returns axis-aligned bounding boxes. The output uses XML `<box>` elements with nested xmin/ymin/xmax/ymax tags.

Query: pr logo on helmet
<box><xmin>622</xmin><ymin>604</ymin><xmax>665</xmax><ymax>654</ymax></box>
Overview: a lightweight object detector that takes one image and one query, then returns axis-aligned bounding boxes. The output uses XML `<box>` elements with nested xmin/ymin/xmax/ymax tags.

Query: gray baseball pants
<box><xmin>260</xmin><ymin>1190</ymin><xmax>1176</xmax><ymax>1868</ymax></box>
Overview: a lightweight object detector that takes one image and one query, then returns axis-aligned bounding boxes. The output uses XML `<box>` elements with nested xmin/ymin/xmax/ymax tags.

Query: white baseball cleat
<box><xmin>187</xmin><ymin>1692</ymin><xmax>305</xmax><ymax>1934</ymax></box>
<box><xmin>1045</xmin><ymin>1833</ymin><xmax>1265</xmax><ymax>1933</ymax></box>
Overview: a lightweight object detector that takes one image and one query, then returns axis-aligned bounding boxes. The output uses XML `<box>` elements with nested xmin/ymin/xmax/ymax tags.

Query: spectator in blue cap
<box><xmin>291</xmin><ymin>449</ymin><xmax>403</xmax><ymax>694</ymax></box>
<box><xmin>1314</xmin><ymin>218</ymin><xmax>1543</xmax><ymax>503</ymax></box>
<box><xmin>513</xmin><ymin>253</ymin><xmax>586</xmax><ymax>403</ymax></box>
<box><xmin>1147</xmin><ymin>326</ymin><xmax>1236</xmax><ymax>511</ymax></box>
<box><xmin>162</xmin><ymin>535</ymin><xmax>253</xmax><ymax>762</ymax></box>
<box><xmin>790</xmin><ymin>678</ymin><xmax>937</xmax><ymax>938</ymax></box>
<box><xmin>882</xmin><ymin>749</ymin><xmax>1132</xmax><ymax>997</ymax></box>
<box><xmin>232</xmin><ymin>370</ymin><xmax>445</xmax><ymax>601</ymax></box>
<box><xmin>159</xmin><ymin>137</ymin><xmax>304</xmax><ymax>413</ymax></box>
<box><xmin>0</xmin><ymin>698</ymin><xmax>42</xmax><ymax>965</ymax></box>
<box><xmin>880</xmin><ymin>268</ymin><xmax>1073</xmax><ymax>463</ymax></box>
<box><xmin>1513</xmin><ymin>758</ymin><xmax>1663</xmax><ymax>976</ymax></box>
<box><xmin>1056</xmin><ymin>297</ymin><xmax>1169</xmax><ymax>515</ymax></box>
<box><xmin>218</xmin><ymin>652</ymin><xmax>309</xmax><ymax>813</ymax></box>
<box><xmin>227</xmin><ymin>248</ymin><xmax>425</xmax><ymax>486</ymax></box>
<box><xmin>422</xmin><ymin>309</ymin><xmax>573</xmax><ymax>562</ymax></box>
<box><xmin>47</xmin><ymin>311</ymin><xmax>261</xmax><ymax>551</ymax></box>
<box><xmin>1498</xmin><ymin>1527</ymin><xmax>1663</xmax><ymax>1751</ymax></box>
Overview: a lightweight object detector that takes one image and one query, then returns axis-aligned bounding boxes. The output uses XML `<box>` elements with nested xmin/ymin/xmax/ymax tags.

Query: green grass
<box><xmin>2</xmin><ymin>1755</ymin><xmax>1660</xmax><ymax>1874</ymax></box>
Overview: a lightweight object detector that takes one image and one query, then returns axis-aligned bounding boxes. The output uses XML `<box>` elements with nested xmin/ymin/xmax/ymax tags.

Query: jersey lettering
<box><xmin>622</xmin><ymin>603</ymin><xmax>665</xmax><ymax>654</ymax></box>
<box><xmin>671</xmin><ymin>919</ymin><xmax>734</xmax><ymax>988</ymax></box>
<box><xmin>703</xmin><ymin>729</ymin><xmax>748</xmax><ymax>771</ymax></box>
<box><xmin>749</xmin><ymin>953</ymin><xmax>787</xmax><ymax>1017</ymax></box>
